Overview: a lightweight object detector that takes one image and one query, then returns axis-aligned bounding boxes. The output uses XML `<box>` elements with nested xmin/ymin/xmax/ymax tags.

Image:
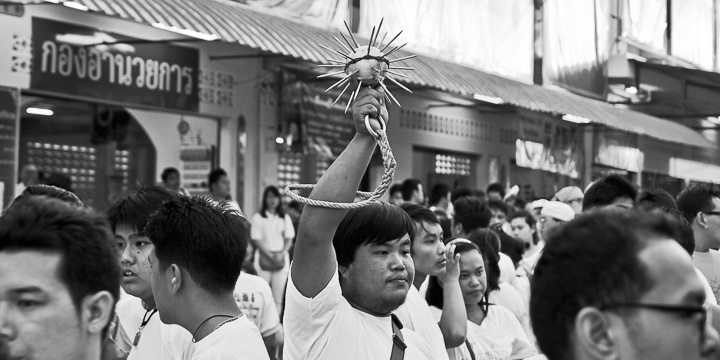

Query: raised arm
<box><xmin>291</xmin><ymin>86</ymin><xmax>388</xmax><ymax>298</ymax></box>
<box><xmin>438</xmin><ymin>244</ymin><xmax>467</xmax><ymax>347</ymax></box>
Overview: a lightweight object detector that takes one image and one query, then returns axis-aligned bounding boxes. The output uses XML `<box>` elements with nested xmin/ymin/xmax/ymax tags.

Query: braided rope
<box><xmin>285</xmin><ymin>117</ymin><xmax>396</xmax><ymax>209</ymax></box>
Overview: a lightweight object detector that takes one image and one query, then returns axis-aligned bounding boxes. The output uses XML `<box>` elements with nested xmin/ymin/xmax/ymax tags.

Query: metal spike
<box><xmin>326</xmin><ymin>70</ymin><xmax>358</xmax><ymax>91</ymax></box>
<box><xmin>353</xmin><ymin>81</ymin><xmax>363</xmax><ymax>102</ymax></box>
<box><xmin>332</xmin><ymin>82</ymin><xmax>352</xmax><ymax>107</ymax></box>
<box><xmin>379</xmin><ymin>81</ymin><xmax>400</xmax><ymax>106</ymax></box>
<box><xmin>390</xmin><ymin>66</ymin><xmax>415</xmax><ymax>70</ymax></box>
<box><xmin>386</xmin><ymin>75</ymin><xmax>412</xmax><ymax>93</ymax></box>
<box><xmin>387</xmin><ymin>70</ymin><xmax>409</xmax><ymax>78</ymax></box>
<box><xmin>317</xmin><ymin>64</ymin><xmax>346</xmax><ymax>67</ymax></box>
<box><xmin>345</xmin><ymin>90</ymin><xmax>355</xmax><ymax>113</ymax></box>
<box><xmin>344</xmin><ymin>21</ymin><xmax>360</xmax><ymax>48</ymax></box>
<box><xmin>319</xmin><ymin>44</ymin><xmax>351</xmax><ymax>59</ymax></box>
<box><xmin>389</xmin><ymin>54</ymin><xmax>417</xmax><ymax>63</ymax></box>
<box><xmin>377</xmin><ymin>32</ymin><xmax>388</xmax><ymax>50</ymax></box>
<box><xmin>326</xmin><ymin>58</ymin><xmax>346</xmax><ymax>64</ymax></box>
<box><xmin>380</xmin><ymin>30</ymin><xmax>403</xmax><ymax>52</ymax></box>
<box><xmin>317</xmin><ymin>70</ymin><xmax>347</xmax><ymax>78</ymax></box>
<box><xmin>373</xmin><ymin>18</ymin><xmax>384</xmax><ymax>47</ymax></box>
<box><xmin>367</xmin><ymin>26</ymin><xmax>376</xmax><ymax>56</ymax></box>
<box><xmin>385</xmin><ymin>43</ymin><xmax>407</xmax><ymax>57</ymax></box>
<box><xmin>332</xmin><ymin>35</ymin><xmax>352</xmax><ymax>53</ymax></box>
<box><xmin>339</xmin><ymin>32</ymin><xmax>356</xmax><ymax>51</ymax></box>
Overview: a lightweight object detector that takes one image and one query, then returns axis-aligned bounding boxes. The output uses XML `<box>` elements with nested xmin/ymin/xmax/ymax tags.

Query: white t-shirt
<box><xmin>116</xmin><ymin>297</ymin><xmax>191</xmax><ymax>360</ymax></box>
<box><xmin>695</xmin><ymin>267</ymin><xmax>718</xmax><ymax>306</ymax></box>
<box><xmin>519</xmin><ymin>242</ymin><xmax>545</xmax><ymax>276</ymax></box>
<box><xmin>432</xmin><ymin>305</ymin><xmax>537</xmax><ymax>360</ymax></box>
<box><xmin>693</xmin><ymin>250</ymin><xmax>720</xmax><ymax>304</ymax></box>
<box><xmin>395</xmin><ymin>286</ymin><xmax>450</xmax><ymax>360</ymax></box>
<box><xmin>488</xmin><ymin>283</ymin><xmax>534</xmax><ymax>346</ymax></box>
<box><xmin>181</xmin><ymin>315</ymin><xmax>269</xmax><ymax>360</ymax></box>
<box><xmin>284</xmin><ymin>264</ymin><xmax>434</xmax><ymax>360</ymax></box>
<box><xmin>251</xmin><ymin>213</ymin><xmax>295</xmax><ymax>252</ymax></box>
<box><xmin>499</xmin><ymin>253</ymin><xmax>516</xmax><ymax>284</ymax></box>
<box><xmin>511</xmin><ymin>268</ymin><xmax>531</xmax><ymax>309</ymax></box>
<box><xmin>234</xmin><ymin>271</ymin><xmax>281</xmax><ymax>337</ymax></box>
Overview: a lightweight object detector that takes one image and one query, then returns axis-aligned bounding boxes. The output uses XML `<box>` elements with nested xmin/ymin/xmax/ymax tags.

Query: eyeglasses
<box><xmin>601</xmin><ymin>302</ymin><xmax>709</xmax><ymax>347</ymax></box>
<box><xmin>703</xmin><ymin>211</ymin><xmax>720</xmax><ymax>217</ymax></box>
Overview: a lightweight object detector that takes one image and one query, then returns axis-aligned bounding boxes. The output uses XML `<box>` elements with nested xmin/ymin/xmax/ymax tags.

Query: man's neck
<box><xmin>180</xmin><ymin>292</ymin><xmax>242</xmax><ymax>342</ymax></box>
<box><xmin>82</xmin><ymin>341</ymin><xmax>101</xmax><ymax>360</ymax></box>
<box><xmin>696</xmin><ymin>234</ymin><xmax>714</xmax><ymax>252</ymax></box>
<box><xmin>413</xmin><ymin>272</ymin><xmax>427</xmax><ymax>290</ymax></box>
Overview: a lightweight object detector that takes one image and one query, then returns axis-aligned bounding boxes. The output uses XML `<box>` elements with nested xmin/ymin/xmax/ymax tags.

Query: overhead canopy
<box><xmin>20</xmin><ymin>0</ymin><xmax>716</xmax><ymax>148</ymax></box>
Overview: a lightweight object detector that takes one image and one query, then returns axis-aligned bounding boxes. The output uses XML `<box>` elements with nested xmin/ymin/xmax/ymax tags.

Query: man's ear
<box><xmin>575</xmin><ymin>307</ymin><xmax>619</xmax><ymax>359</ymax></box>
<box><xmin>452</xmin><ymin>222</ymin><xmax>463</xmax><ymax>236</ymax></box>
<box><xmin>170</xmin><ymin>264</ymin><xmax>182</xmax><ymax>293</ymax></box>
<box><xmin>698</xmin><ymin>212</ymin><xmax>709</xmax><ymax>229</ymax></box>
<box><xmin>81</xmin><ymin>291</ymin><xmax>115</xmax><ymax>336</ymax></box>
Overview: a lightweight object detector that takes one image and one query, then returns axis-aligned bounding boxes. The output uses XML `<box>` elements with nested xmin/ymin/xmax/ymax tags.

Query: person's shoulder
<box><xmin>489</xmin><ymin>304</ymin><xmax>519</xmax><ymax>323</ymax></box>
<box><xmin>237</xmin><ymin>272</ymin><xmax>271</xmax><ymax>289</ymax></box>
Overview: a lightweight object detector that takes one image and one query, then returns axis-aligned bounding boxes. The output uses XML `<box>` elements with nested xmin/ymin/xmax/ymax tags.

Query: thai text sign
<box><xmin>31</xmin><ymin>18</ymin><xmax>199</xmax><ymax>112</ymax></box>
<box><xmin>515</xmin><ymin>113</ymin><xmax>581</xmax><ymax>178</ymax></box>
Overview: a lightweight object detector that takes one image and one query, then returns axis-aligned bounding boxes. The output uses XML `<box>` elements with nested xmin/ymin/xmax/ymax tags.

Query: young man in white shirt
<box><xmin>397</xmin><ymin>203</ymin><xmax>465</xmax><ymax>359</ymax></box>
<box><xmin>145</xmin><ymin>196</ymin><xmax>268</xmax><ymax>360</ymax></box>
<box><xmin>107</xmin><ymin>186</ymin><xmax>192</xmax><ymax>360</ymax></box>
<box><xmin>0</xmin><ymin>197</ymin><xmax>119</xmax><ymax>360</ymax></box>
<box><xmin>285</xmin><ymin>86</ymin><xmax>433</xmax><ymax>360</ymax></box>
<box><xmin>234</xmin><ymin>271</ymin><xmax>284</xmax><ymax>354</ymax></box>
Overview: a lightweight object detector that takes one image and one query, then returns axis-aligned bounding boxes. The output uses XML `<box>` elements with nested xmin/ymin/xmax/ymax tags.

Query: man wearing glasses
<box><xmin>678</xmin><ymin>184</ymin><xmax>720</xmax><ymax>305</ymax></box>
<box><xmin>530</xmin><ymin>210</ymin><xmax>720</xmax><ymax>360</ymax></box>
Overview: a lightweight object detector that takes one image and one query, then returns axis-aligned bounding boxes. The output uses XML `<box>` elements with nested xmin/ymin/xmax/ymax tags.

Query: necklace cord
<box><xmin>191</xmin><ymin>314</ymin><xmax>236</xmax><ymax>343</ymax></box>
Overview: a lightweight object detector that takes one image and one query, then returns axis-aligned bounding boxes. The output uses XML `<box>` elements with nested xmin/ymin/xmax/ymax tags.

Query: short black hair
<box><xmin>637</xmin><ymin>188</ymin><xmax>679</xmax><ymax>214</ymax></box>
<box><xmin>12</xmin><ymin>184</ymin><xmax>83</xmax><ymax>207</ymax></box>
<box><xmin>486</xmin><ymin>183</ymin><xmax>505</xmax><ymax>198</ymax></box>
<box><xmin>161</xmin><ymin>167</ymin><xmax>180</xmax><ymax>182</ymax></box>
<box><xmin>401</xmin><ymin>178</ymin><xmax>422</xmax><ymax>201</ymax></box>
<box><xmin>433</xmin><ymin>209</ymin><xmax>453</xmax><ymax>241</ymax></box>
<box><xmin>530</xmin><ymin>209</ymin><xmax>683</xmax><ymax>360</ymax></box>
<box><xmin>208</xmin><ymin>168</ymin><xmax>227</xmax><ymax>187</ymax></box>
<box><xmin>491</xmin><ymin>222</ymin><xmax>526</xmax><ymax>267</ymax></box>
<box><xmin>389</xmin><ymin>183</ymin><xmax>403</xmax><ymax>196</ymax></box>
<box><xmin>488</xmin><ymin>198</ymin><xmax>510</xmax><ymax>216</ymax></box>
<box><xmin>260</xmin><ymin>185</ymin><xmax>285</xmax><ymax>218</ymax></box>
<box><xmin>451</xmin><ymin>187</ymin><xmax>474</xmax><ymax>202</ymax></box>
<box><xmin>452</xmin><ymin>196</ymin><xmax>491</xmax><ymax>233</ymax></box>
<box><xmin>334</xmin><ymin>202</ymin><xmax>415</xmax><ymax>268</ymax></box>
<box><xmin>0</xmin><ymin>197</ymin><xmax>120</xmax><ymax>331</ymax></box>
<box><xmin>400</xmin><ymin>203</ymin><xmax>439</xmax><ymax>226</ymax></box>
<box><xmin>429</xmin><ymin>183</ymin><xmax>451</xmax><ymax>206</ymax></box>
<box><xmin>145</xmin><ymin>196</ymin><xmax>248</xmax><ymax>294</ymax></box>
<box><xmin>582</xmin><ymin>175</ymin><xmax>637</xmax><ymax>211</ymax></box>
<box><xmin>44</xmin><ymin>172</ymin><xmax>73</xmax><ymax>192</ymax></box>
<box><xmin>509</xmin><ymin>210</ymin><xmax>539</xmax><ymax>245</ymax></box>
<box><xmin>107</xmin><ymin>186</ymin><xmax>179</xmax><ymax>233</ymax></box>
<box><xmin>466</xmin><ymin>229</ymin><xmax>501</xmax><ymax>293</ymax></box>
<box><xmin>677</xmin><ymin>183</ymin><xmax>720</xmax><ymax>223</ymax></box>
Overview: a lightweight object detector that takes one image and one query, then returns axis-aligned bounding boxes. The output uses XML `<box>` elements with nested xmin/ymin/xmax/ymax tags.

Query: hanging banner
<box><xmin>0</xmin><ymin>87</ymin><xmax>18</xmax><ymax>209</ymax></box>
<box><xmin>594</xmin><ymin>129</ymin><xmax>642</xmax><ymax>172</ymax></box>
<box><xmin>31</xmin><ymin>18</ymin><xmax>199</xmax><ymax>112</ymax></box>
<box><xmin>515</xmin><ymin>113</ymin><xmax>581</xmax><ymax>178</ymax></box>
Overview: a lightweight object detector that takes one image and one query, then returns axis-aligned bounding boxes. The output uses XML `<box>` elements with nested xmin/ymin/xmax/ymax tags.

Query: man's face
<box><xmin>489</xmin><ymin>208</ymin><xmax>507</xmax><ymax>226</ymax></box>
<box><xmin>702</xmin><ymin>197</ymin><xmax>720</xmax><ymax>248</ymax></box>
<box><xmin>458</xmin><ymin>250</ymin><xmax>487</xmax><ymax>306</ymax></box>
<box><xmin>164</xmin><ymin>172</ymin><xmax>180</xmax><ymax>190</ymax></box>
<box><xmin>611</xmin><ymin>241</ymin><xmax>720</xmax><ymax>359</ymax></box>
<box><xmin>412</xmin><ymin>185</ymin><xmax>424</xmax><ymax>204</ymax></box>
<box><xmin>340</xmin><ymin>235</ymin><xmax>414</xmax><ymax>315</ymax></box>
<box><xmin>116</xmin><ymin>224</ymin><xmax>155</xmax><ymax>307</ymax></box>
<box><xmin>389</xmin><ymin>191</ymin><xmax>404</xmax><ymax>205</ymax></box>
<box><xmin>0</xmin><ymin>251</ymin><xmax>87</xmax><ymax>360</ymax></box>
<box><xmin>510</xmin><ymin>217</ymin><xmax>535</xmax><ymax>246</ymax></box>
<box><xmin>539</xmin><ymin>215</ymin><xmax>562</xmax><ymax>240</ymax></box>
<box><xmin>211</xmin><ymin>175</ymin><xmax>231</xmax><ymax>198</ymax></box>
<box><xmin>488</xmin><ymin>191</ymin><xmax>502</xmax><ymax>201</ymax></box>
<box><xmin>411</xmin><ymin>222</ymin><xmax>446</xmax><ymax>277</ymax></box>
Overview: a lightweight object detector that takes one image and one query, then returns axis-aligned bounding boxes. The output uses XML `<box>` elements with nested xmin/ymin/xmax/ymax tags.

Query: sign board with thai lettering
<box><xmin>0</xmin><ymin>87</ymin><xmax>18</xmax><ymax>208</ymax></box>
<box><xmin>31</xmin><ymin>18</ymin><xmax>199</xmax><ymax>112</ymax></box>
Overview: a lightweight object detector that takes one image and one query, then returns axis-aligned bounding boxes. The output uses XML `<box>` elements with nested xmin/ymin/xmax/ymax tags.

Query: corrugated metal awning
<box><xmin>22</xmin><ymin>0</ymin><xmax>716</xmax><ymax>148</ymax></box>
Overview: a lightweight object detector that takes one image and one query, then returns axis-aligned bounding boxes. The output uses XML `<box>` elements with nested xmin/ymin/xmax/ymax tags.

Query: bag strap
<box><xmin>390</xmin><ymin>313</ymin><xmax>406</xmax><ymax>360</ymax></box>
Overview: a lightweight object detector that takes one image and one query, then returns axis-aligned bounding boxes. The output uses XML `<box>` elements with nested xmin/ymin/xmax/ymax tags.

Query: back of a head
<box><xmin>12</xmin><ymin>184</ymin><xmax>83</xmax><ymax>208</ymax></box>
<box><xmin>108</xmin><ymin>186</ymin><xmax>180</xmax><ymax>233</ymax></box>
<box><xmin>453</xmin><ymin>196</ymin><xmax>491</xmax><ymax>233</ymax></box>
<box><xmin>44</xmin><ymin>172</ymin><xmax>73</xmax><ymax>192</ymax></box>
<box><xmin>582</xmin><ymin>175</ymin><xmax>637</xmax><ymax>211</ymax></box>
<box><xmin>401</xmin><ymin>178</ymin><xmax>422</xmax><ymax>201</ymax></box>
<box><xmin>429</xmin><ymin>183</ymin><xmax>451</xmax><ymax>206</ymax></box>
<box><xmin>334</xmin><ymin>202</ymin><xmax>415</xmax><ymax>268</ymax></box>
<box><xmin>637</xmin><ymin>188</ymin><xmax>679</xmax><ymax>214</ymax></box>
<box><xmin>0</xmin><ymin>197</ymin><xmax>120</xmax><ymax>312</ymax></box>
<box><xmin>530</xmin><ymin>210</ymin><xmax>682</xmax><ymax>360</ymax></box>
<box><xmin>451</xmin><ymin>187</ymin><xmax>473</xmax><ymax>202</ymax></box>
<box><xmin>144</xmin><ymin>196</ymin><xmax>248</xmax><ymax>294</ymax></box>
<box><xmin>677</xmin><ymin>183</ymin><xmax>720</xmax><ymax>223</ymax></box>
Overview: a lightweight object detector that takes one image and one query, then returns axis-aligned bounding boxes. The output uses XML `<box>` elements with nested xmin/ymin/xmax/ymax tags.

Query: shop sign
<box><xmin>31</xmin><ymin>18</ymin><xmax>199</xmax><ymax>112</ymax></box>
<box><xmin>0</xmin><ymin>87</ymin><xmax>18</xmax><ymax>208</ymax></box>
<box><xmin>515</xmin><ymin>115</ymin><xmax>581</xmax><ymax>178</ymax></box>
<box><xmin>595</xmin><ymin>129</ymin><xmax>642</xmax><ymax>172</ymax></box>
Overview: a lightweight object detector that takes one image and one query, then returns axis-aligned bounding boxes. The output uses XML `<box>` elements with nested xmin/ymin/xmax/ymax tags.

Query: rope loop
<box><xmin>285</xmin><ymin>115</ymin><xmax>395</xmax><ymax>209</ymax></box>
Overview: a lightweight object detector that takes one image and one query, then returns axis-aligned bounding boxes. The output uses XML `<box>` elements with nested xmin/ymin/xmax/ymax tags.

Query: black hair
<box><xmin>582</xmin><ymin>175</ymin><xmax>637</xmax><ymax>211</ymax></box>
<box><xmin>107</xmin><ymin>186</ymin><xmax>179</xmax><ymax>233</ymax></box>
<box><xmin>509</xmin><ymin>210</ymin><xmax>539</xmax><ymax>245</ymax></box>
<box><xmin>401</xmin><ymin>178</ymin><xmax>422</xmax><ymax>201</ymax></box>
<box><xmin>208</xmin><ymin>168</ymin><xmax>227</xmax><ymax>187</ymax></box>
<box><xmin>674</xmin><ymin>215</ymin><xmax>695</xmax><ymax>256</ymax></box>
<box><xmin>12</xmin><ymin>184</ymin><xmax>83</xmax><ymax>208</ymax></box>
<box><xmin>488</xmin><ymin>198</ymin><xmax>510</xmax><ymax>216</ymax></box>
<box><xmin>145</xmin><ymin>196</ymin><xmax>248</xmax><ymax>294</ymax></box>
<box><xmin>433</xmin><ymin>209</ymin><xmax>454</xmax><ymax>241</ymax></box>
<box><xmin>510</xmin><ymin>197</ymin><xmax>527</xmax><ymax>211</ymax></box>
<box><xmin>334</xmin><ymin>202</ymin><xmax>415</xmax><ymax>268</ymax></box>
<box><xmin>400</xmin><ymin>203</ymin><xmax>439</xmax><ymax>225</ymax></box>
<box><xmin>677</xmin><ymin>183</ymin><xmax>720</xmax><ymax>223</ymax></box>
<box><xmin>451</xmin><ymin>187</ymin><xmax>474</xmax><ymax>202</ymax></box>
<box><xmin>466</xmin><ymin>229</ymin><xmax>501</xmax><ymax>293</ymax></box>
<box><xmin>426</xmin><ymin>241</ymin><xmax>492</xmax><ymax>312</ymax></box>
<box><xmin>161</xmin><ymin>167</ymin><xmax>180</xmax><ymax>182</ymax></box>
<box><xmin>429</xmin><ymin>183</ymin><xmax>451</xmax><ymax>206</ymax></box>
<box><xmin>44</xmin><ymin>172</ymin><xmax>73</xmax><ymax>193</ymax></box>
<box><xmin>0</xmin><ymin>197</ymin><xmax>120</xmax><ymax>333</ymax></box>
<box><xmin>530</xmin><ymin>209</ymin><xmax>683</xmax><ymax>360</ymax></box>
<box><xmin>637</xmin><ymin>188</ymin><xmax>679</xmax><ymax>214</ymax></box>
<box><xmin>452</xmin><ymin>196</ymin><xmax>491</xmax><ymax>234</ymax></box>
<box><xmin>260</xmin><ymin>185</ymin><xmax>285</xmax><ymax>218</ymax></box>
<box><xmin>491</xmin><ymin>223</ymin><xmax>526</xmax><ymax>268</ymax></box>
<box><xmin>389</xmin><ymin>183</ymin><xmax>403</xmax><ymax>196</ymax></box>
<box><xmin>486</xmin><ymin>183</ymin><xmax>505</xmax><ymax>198</ymax></box>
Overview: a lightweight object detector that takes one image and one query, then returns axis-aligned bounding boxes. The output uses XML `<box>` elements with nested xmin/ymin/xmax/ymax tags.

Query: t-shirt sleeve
<box><xmin>250</xmin><ymin>213</ymin><xmax>263</xmax><ymax>241</ymax></box>
<box><xmin>284</xmin><ymin>214</ymin><xmax>295</xmax><ymax>240</ymax></box>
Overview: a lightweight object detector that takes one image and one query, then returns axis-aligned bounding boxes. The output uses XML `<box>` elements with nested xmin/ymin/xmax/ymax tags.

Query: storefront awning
<box><xmin>21</xmin><ymin>0</ymin><xmax>715</xmax><ymax>148</ymax></box>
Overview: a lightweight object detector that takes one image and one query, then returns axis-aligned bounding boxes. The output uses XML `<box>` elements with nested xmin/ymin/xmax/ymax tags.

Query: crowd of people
<box><xmin>2</xmin><ymin>85</ymin><xmax>720</xmax><ymax>360</ymax></box>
